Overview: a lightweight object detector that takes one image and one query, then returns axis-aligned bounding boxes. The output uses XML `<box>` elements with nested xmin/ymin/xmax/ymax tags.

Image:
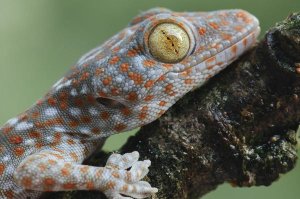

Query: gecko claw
<box><xmin>104</xmin><ymin>151</ymin><xmax>157</xmax><ymax>199</ymax></box>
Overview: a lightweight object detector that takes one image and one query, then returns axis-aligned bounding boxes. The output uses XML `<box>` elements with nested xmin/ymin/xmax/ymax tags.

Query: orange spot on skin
<box><xmin>61</xmin><ymin>168</ymin><xmax>70</xmax><ymax>176</ymax></box>
<box><xmin>198</xmin><ymin>27</ymin><xmax>207</xmax><ymax>35</ymax></box>
<box><xmin>114</xmin><ymin>124</ymin><xmax>127</xmax><ymax>132</ymax></box>
<box><xmin>159</xmin><ymin>101</ymin><xmax>167</xmax><ymax>106</ymax></box>
<box><xmin>157</xmin><ymin>110</ymin><xmax>166</xmax><ymax>116</ymax></box>
<box><xmin>102</xmin><ymin>76</ymin><xmax>112</xmax><ymax>86</ymax></box>
<box><xmin>105</xmin><ymin>181</ymin><xmax>116</xmax><ymax>190</ymax></box>
<box><xmin>120</xmin><ymin>108</ymin><xmax>132</xmax><ymax>116</ymax></box>
<box><xmin>52</xmin><ymin>133</ymin><xmax>62</xmax><ymax>146</ymax></box>
<box><xmin>206</xmin><ymin>57</ymin><xmax>216</xmax><ymax>63</ymax></box>
<box><xmin>80</xmin><ymin>72</ymin><xmax>90</xmax><ymax>81</ymax></box>
<box><xmin>144</xmin><ymin>80</ymin><xmax>155</xmax><ymax>88</ymax></box>
<box><xmin>98</xmin><ymin>91</ymin><xmax>107</xmax><ymax>98</ymax></box>
<box><xmin>220</xmin><ymin>20</ymin><xmax>230</xmax><ymax>26</ymax></box>
<box><xmin>127</xmin><ymin>49</ymin><xmax>138</xmax><ymax>57</ymax></box>
<box><xmin>234</xmin><ymin>25</ymin><xmax>244</xmax><ymax>31</ymax></box>
<box><xmin>109</xmin><ymin>56</ymin><xmax>120</xmax><ymax>65</ymax></box>
<box><xmin>180</xmin><ymin>68</ymin><xmax>192</xmax><ymax>77</ymax></box>
<box><xmin>81</xmin><ymin>116</ymin><xmax>91</xmax><ymax>123</ymax></box>
<box><xmin>95</xmin><ymin>68</ymin><xmax>104</xmax><ymax>76</ymax></box>
<box><xmin>222</xmin><ymin>33</ymin><xmax>232</xmax><ymax>41</ymax></box>
<box><xmin>91</xmin><ymin>127</ymin><xmax>101</xmax><ymax>134</ymax></box>
<box><xmin>184</xmin><ymin>79</ymin><xmax>193</xmax><ymax>84</ymax></box>
<box><xmin>243</xmin><ymin>38</ymin><xmax>248</xmax><ymax>46</ymax></box>
<box><xmin>158</xmin><ymin>75</ymin><xmax>166</xmax><ymax>81</ymax></box>
<box><xmin>21</xmin><ymin>177</ymin><xmax>32</xmax><ymax>188</ymax></box>
<box><xmin>112</xmin><ymin>171</ymin><xmax>120</xmax><ymax>178</ymax></box>
<box><xmin>47</xmin><ymin>98</ymin><xmax>57</xmax><ymax>106</ymax></box>
<box><xmin>14</xmin><ymin>147</ymin><xmax>25</xmax><ymax>156</ymax></box>
<box><xmin>34</xmin><ymin>121</ymin><xmax>43</xmax><ymax>129</ymax></box>
<box><xmin>231</xmin><ymin>45</ymin><xmax>237</xmax><ymax>54</ymax></box>
<box><xmin>111</xmin><ymin>88</ymin><xmax>120</xmax><ymax>96</ymax></box>
<box><xmin>112</xmin><ymin>47</ymin><xmax>120</xmax><ymax>53</ymax></box>
<box><xmin>44</xmin><ymin>118</ymin><xmax>64</xmax><ymax>126</ymax></box>
<box><xmin>122</xmin><ymin>184</ymin><xmax>129</xmax><ymax>192</ymax></box>
<box><xmin>128</xmin><ymin>72</ymin><xmax>143</xmax><ymax>85</ymax></box>
<box><xmin>0</xmin><ymin>163</ymin><xmax>5</xmax><ymax>175</ymax></box>
<box><xmin>2</xmin><ymin>126</ymin><xmax>12</xmax><ymax>135</ymax></box>
<box><xmin>95</xmin><ymin>169</ymin><xmax>103</xmax><ymax>178</ymax></box>
<box><xmin>86</xmin><ymin>181</ymin><xmax>95</xmax><ymax>189</ymax></box>
<box><xmin>63</xmin><ymin>183</ymin><xmax>76</xmax><ymax>189</ymax></box>
<box><xmin>18</xmin><ymin>113</ymin><xmax>28</xmax><ymax>121</ymax></box>
<box><xmin>80</xmin><ymin>166</ymin><xmax>89</xmax><ymax>174</ymax></box>
<box><xmin>141</xmin><ymin>106</ymin><xmax>148</xmax><ymax>112</ymax></box>
<box><xmin>69</xmin><ymin>120</ymin><xmax>79</xmax><ymax>128</ymax></box>
<box><xmin>48</xmin><ymin>159</ymin><xmax>57</xmax><ymax>165</ymax></box>
<box><xmin>72</xmin><ymin>79</ymin><xmax>79</xmax><ymax>86</ymax></box>
<box><xmin>35</xmin><ymin>142</ymin><xmax>43</xmax><ymax>149</ymax></box>
<box><xmin>38</xmin><ymin>163</ymin><xmax>47</xmax><ymax>172</ymax></box>
<box><xmin>162</xmin><ymin>63</ymin><xmax>173</xmax><ymax>69</ymax></box>
<box><xmin>236</xmin><ymin>11</ymin><xmax>252</xmax><ymax>23</ymax></box>
<box><xmin>143</xmin><ymin>60</ymin><xmax>156</xmax><ymax>67</ymax></box>
<box><xmin>43</xmin><ymin>178</ymin><xmax>55</xmax><ymax>187</ymax></box>
<box><xmin>4</xmin><ymin>190</ymin><xmax>14</xmax><ymax>199</ymax></box>
<box><xmin>206</xmin><ymin>65</ymin><xmax>214</xmax><ymax>71</ymax></box>
<box><xmin>165</xmin><ymin>84</ymin><xmax>173</xmax><ymax>94</ymax></box>
<box><xmin>67</xmin><ymin>139</ymin><xmax>75</xmax><ymax>145</ymax></box>
<box><xmin>100</xmin><ymin>112</ymin><xmax>110</xmax><ymax>120</ymax></box>
<box><xmin>9</xmin><ymin>135</ymin><xmax>23</xmax><ymax>144</ymax></box>
<box><xmin>209</xmin><ymin>22</ymin><xmax>219</xmax><ymax>29</ymax></box>
<box><xmin>74</xmin><ymin>98</ymin><xmax>84</xmax><ymax>107</ymax></box>
<box><xmin>120</xmin><ymin>63</ymin><xmax>130</xmax><ymax>72</ymax></box>
<box><xmin>127</xmin><ymin>92</ymin><xmax>138</xmax><ymax>102</ymax></box>
<box><xmin>139</xmin><ymin>112</ymin><xmax>147</xmax><ymax>120</ymax></box>
<box><xmin>60</xmin><ymin>101</ymin><xmax>68</xmax><ymax>110</ymax></box>
<box><xmin>31</xmin><ymin>111</ymin><xmax>40</xmax><ymax>119</ymax></box>
<box><xmin>144</xmin><ymin>95</ymin><xmax>154</xmax><ymax>101</ymax></box>
<box><xmin>86</xmin><ymin>95</ymin><xmax>95</xmax><ymax>104</ymax></box>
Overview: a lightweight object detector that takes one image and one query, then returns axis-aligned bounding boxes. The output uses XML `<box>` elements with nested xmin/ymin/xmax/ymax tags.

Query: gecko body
<box><xmin>0</xmin><ymin>8</ymin><xmax>260</xmax><ymax>199</ymax></box>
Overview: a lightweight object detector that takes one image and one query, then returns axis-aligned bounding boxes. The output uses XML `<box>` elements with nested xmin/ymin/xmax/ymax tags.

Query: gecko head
<box><xmin>50</xmin><ymin>8</ymin><xmax>260</xmax><ymax>137</ymax></box>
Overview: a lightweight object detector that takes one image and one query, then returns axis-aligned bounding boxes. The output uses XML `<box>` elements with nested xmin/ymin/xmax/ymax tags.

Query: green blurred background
<box><xmin>0</xmin><ymin>0</ymin><xmax>299</xmax><ymax>198</ymax></box>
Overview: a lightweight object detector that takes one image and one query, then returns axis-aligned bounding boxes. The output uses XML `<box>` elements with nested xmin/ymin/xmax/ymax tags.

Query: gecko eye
<box><xmin>96</xmin><ymin>97</ymin><xmax>126</xmax><ymax>109</ymax></box>
<box><xmin>148</xmin><ymin>23</ymin><xmax>190</xmax><ymax>63</ymax></box>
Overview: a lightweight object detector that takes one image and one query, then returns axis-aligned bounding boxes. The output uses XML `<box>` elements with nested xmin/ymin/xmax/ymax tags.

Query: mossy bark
<box><xmin>41</xmin><ymin>13</ymin><xmax>300</xmax><ymax>199</ymax></box>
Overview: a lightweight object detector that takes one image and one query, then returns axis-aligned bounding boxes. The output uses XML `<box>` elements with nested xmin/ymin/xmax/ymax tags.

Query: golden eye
<box><xmin>148</xmin><ymin>23</ymin><xmax>190</xmax><ymax>63</ymax></box>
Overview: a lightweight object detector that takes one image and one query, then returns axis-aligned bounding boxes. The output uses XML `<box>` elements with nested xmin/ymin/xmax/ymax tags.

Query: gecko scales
<box><xmin>0</xmin><ymin>8</ymin><xmax>260</xmax><ymax>199</ymax></box>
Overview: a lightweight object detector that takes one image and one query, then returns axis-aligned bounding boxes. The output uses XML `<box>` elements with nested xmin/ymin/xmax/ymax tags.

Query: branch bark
<box><xmin>41</xmin><ymin>12</ymin><xmax>300</xmax><ymax>199</ymax></box>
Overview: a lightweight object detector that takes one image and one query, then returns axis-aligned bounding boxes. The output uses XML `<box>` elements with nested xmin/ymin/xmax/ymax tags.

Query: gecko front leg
<box><xmin>13</xmin><ymin>148</ymin><xmax>157</xmax><ymax>199</ymax></box>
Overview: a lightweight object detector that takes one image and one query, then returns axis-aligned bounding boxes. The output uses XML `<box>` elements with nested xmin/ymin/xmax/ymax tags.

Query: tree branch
<box><xmin>41</xmin><ymin>12</ymin><xmax>300</xmax><ymax>199</ymax></box>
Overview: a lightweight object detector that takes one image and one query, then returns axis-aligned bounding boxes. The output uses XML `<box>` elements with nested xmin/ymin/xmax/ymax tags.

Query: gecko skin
<box><xmin>0</xmin><ymin>8</ymin><xmax>260</xmax><ymax>199</ymax></box>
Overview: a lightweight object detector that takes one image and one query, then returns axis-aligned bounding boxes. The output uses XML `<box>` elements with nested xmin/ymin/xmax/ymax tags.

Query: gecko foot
<box><xmin>104</xmin><ymin>151</ymin><xmax>158</xmax><ymax>199</ymax></box>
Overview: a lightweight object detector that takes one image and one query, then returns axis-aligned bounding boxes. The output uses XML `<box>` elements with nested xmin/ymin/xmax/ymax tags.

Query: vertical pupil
<box><xmin>148</xmin><ymin>23</ymin><xmax>190</xmax><ymax>63</ymax></box>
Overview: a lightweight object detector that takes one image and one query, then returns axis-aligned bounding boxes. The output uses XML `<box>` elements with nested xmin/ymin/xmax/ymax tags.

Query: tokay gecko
<box><xmin>0</xmin><ymin>8</ymin><xmax>260</xmax><ymax>199</ymax></box>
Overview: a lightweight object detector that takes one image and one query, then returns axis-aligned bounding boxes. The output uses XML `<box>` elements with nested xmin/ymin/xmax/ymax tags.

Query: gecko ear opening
<box><xmin>96</xmin><ymin>97</ymin><xmax>127</xmax><ymax>109</ymax></box>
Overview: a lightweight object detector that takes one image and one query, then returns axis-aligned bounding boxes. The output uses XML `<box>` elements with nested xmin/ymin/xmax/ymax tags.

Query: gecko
<box><xmin>0</xmin><ymin>8</ymin><xmax>260</xmax><ymax>199</ymax></box>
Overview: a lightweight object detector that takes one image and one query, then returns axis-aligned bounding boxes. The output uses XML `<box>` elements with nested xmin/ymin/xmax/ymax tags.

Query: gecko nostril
<box><xmin>96</xmin><ymin>97</ymin><xmax>127</xmax><ymax>109</ymax></box>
